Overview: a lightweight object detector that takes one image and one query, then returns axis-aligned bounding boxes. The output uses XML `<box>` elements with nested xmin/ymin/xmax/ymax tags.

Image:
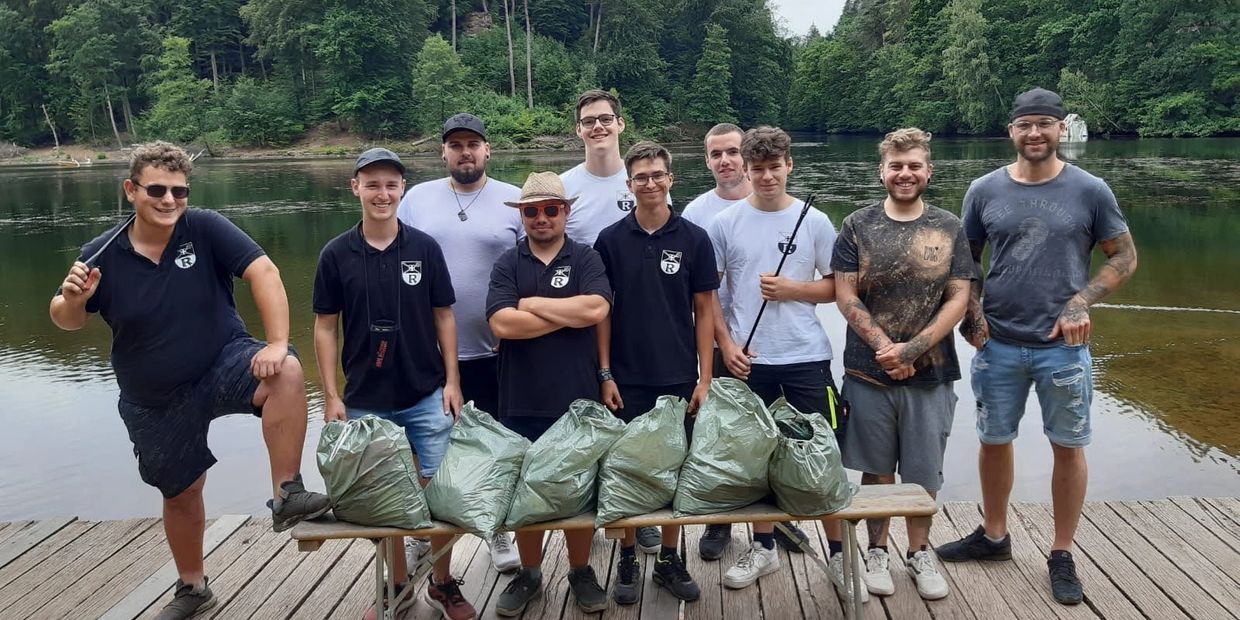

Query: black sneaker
<box><xmin>495</xmin><ymin>569</ymin><xmax>542</xmax><ymax>617</ymax></box>
<box><xmin>154</xmin><ymin>577</ymin><xmax>216</xmax><ymax>620</ymax></box>
<box><xmin>653</xmin><ymin>552</ymin><xmax>701</xmax><ymax>601</ymax></box>
<box><xmin>636</xmin><ymin>526</ymin><xmax>661</xmax><ymax>554</ymax></box>
<box><xmin>699</xmin><ymin>523</ymin><xmax>732</xmax><ymax>561</ymax></box>
<box><xmin>774</xmin><ymin>522</ymin><xmax>810</xmax><ymax>553</ymax></box>
<box><xmin>1048</xmin><ymin>550</ymin><xmax>1084</xmax><ymax>605</ymax></box>
<box><xmin>935</xmin><ymin>525</ymin><xmax>1012</xmax><ymax>562</ymax></box>
<box><xmin>267</xmin><ymin>473</ymin><xmax>332</xmax><ymax>532</ymax></box>
<box><xmin>568</xmin><ymin>565</ymin><xmax>608</xmax><ymax>613</ymax></box>
<box><xmin>612</xmin><ymin>552</ymin><xmax>641</xmax><ymax>605</ymax></box>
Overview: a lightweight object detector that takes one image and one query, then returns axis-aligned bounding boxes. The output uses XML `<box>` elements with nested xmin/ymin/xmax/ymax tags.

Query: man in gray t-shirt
<box><xmin>936</xmin><ymin>89</ymin><xmax>1139</xmax><ymax>607</ymax></box>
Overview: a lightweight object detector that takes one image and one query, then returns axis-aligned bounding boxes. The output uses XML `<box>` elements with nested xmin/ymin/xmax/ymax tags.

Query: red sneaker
<box><xmin>425</xmin><ymin>576</ymin><xmax>477</xmax><ymax>620</ymax></box>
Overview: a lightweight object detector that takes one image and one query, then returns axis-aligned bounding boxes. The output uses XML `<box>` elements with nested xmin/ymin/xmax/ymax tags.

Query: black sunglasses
<box><xmin>133</xmin><ymin>181</ymin><xmax>190</xmax><ymax>199</ymax></box>
<box><xmin>522</xmin><ymin>204</ymin><xmax>561</xmax><ymax>218</ymax></box>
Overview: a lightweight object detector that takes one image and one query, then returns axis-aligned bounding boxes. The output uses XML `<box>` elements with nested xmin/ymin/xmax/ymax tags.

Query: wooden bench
<box><xmin>291</xmin><ymin>483</ymin><xmax>935</xmax><ymax>620</ymax></box>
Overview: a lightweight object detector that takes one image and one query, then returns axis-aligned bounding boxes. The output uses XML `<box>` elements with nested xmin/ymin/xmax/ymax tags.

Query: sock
<box><xmin>754</xmin><ymin>532</ymin><xmax>776</xmax><ymax>550</ymax></box>
<box><xmin>660</xmin><ymin>545</ymin><xmax>678</xmax><ymax>559</ymax></box>
<box><xmin>868</xmin><ymin>544</ymin><xmax>888</xmax><ymax>552</ymax></box>
<box><xmin>984</xmin><ymin>533</ymin><xmax>1006</xmax><ymax>544</ymax></box>
<box><xmin>524</xmin><ymin>566</ymin><xmax>542</xmax><ymax>580</ymax></box>
<box><xmin>828</xmin><ymin>540</ymin><xmax>843</xmax><ymax>555</ymax></box>
<box><xmin>620</xmin><ymin>545</ymin><xmax>637</xmax><ymax>558</ymax></box>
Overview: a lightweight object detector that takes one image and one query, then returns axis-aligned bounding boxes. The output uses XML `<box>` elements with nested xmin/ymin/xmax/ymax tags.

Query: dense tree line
<box><xmin>787</xmin><ymin>0</ymin><xmax>1238</xmax><ymax>137</ymax></box>
<box><xmin>0</xmin><ymin>0</ymin><xmax>1235</xmax><ymax>149</ymax></box>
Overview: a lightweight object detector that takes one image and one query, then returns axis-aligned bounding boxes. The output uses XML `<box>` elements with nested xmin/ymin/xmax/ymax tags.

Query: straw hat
<box><xmin>503</xmin><ymin>171</ymin><xmax>579</xmax><ymax>207</ymax></box>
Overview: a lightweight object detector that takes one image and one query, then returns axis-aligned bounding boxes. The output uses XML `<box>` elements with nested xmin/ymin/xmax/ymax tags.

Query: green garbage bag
<box><xmin>673</xmin><ymin>378</ymin><xmax>780</xmax><ymax>516</ymax></box>
<box><xmin>426</xmin><ymin>404</ymin><xmax>531</xmax><ymax>539</ymax></box>
<box><xmin>316</xmin><ymin>416</ymin><xmax>432</xmax><ymax>529</ymax></box>
<box><xmin>767</xmin><ymin>397</ymin><xmax>857</xmax><ymax>516</ymax></box>
<box><xmin>595</xmin><ymin>396</ymin><xmax>689</xmax><ymax>527</ymax></box>
<box><xmin>506</xmin><ymin>399</ymin><xmax>626</xmax><ymax>528</ymax></box>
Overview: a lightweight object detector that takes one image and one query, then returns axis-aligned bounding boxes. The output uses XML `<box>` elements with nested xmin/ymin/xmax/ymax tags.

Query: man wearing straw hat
<box><xmin>487</xmin><ymin>171</ymin><xmax>613</xmax><ymax>616</ymax></box>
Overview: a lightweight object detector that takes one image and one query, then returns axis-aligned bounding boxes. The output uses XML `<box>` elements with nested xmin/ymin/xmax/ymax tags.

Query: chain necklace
<box><xmin>450</xmin><ymin>176</ymin><xmax>488</xmax><ymax>222</ymax></box>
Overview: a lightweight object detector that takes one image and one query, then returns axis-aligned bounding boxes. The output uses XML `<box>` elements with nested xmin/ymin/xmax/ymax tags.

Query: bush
<box><xmin>95</xmin><ymin>152</ymin><xmax>107</xmax><ymax>160</ymax></box>
<box><xmin>469</xmin><ymin>92</ymin><xmax>568</xmax><ymax>148</ymax></box>
<box><xmin>218</xmin><ymin>77</ymin><xmax>305</xmax><ymax>146</ymax></box>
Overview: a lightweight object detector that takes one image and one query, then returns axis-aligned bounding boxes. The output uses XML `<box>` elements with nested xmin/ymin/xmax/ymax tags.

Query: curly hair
<box><xmin>129</xmin><ymin>141</ymin><xmax>193</xmax><ymax>181</ymax></box>
<box><xmin>740</xmin><ymin>126</ymin><xmax>792</xmax><ymax>164</ymax></box>
<box><xmin>879</xmin><ymin>127</ymin><xmax>932</xmax><ymax>161</ymax></box>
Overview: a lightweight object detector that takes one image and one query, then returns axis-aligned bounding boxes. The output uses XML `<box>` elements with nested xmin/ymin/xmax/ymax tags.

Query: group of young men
<box><xmin>51</xmin><ymin>86</ymin><xmax>1137</xmax><ymax>620</ymax></box>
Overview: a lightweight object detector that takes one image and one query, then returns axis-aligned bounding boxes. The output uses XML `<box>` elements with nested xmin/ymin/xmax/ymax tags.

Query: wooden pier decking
<box><xmin>2</xmin><ymin>497</ymin><xmax>1238</xmax><ymax>619</ymax></box>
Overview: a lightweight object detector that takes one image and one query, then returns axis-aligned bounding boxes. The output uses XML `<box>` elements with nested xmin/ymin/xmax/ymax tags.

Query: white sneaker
<box><xmin>906</xmin><ymin>550</ymin><xmax>950</xmax><ymax>600</ymax></box>
<box><xmin>405</xmin><ymin>537</ymin><xmax>431</xmax><ymax>574</ymax></box>
<box><xmin>489</xmin><ymin>532</ymin><xmax>521</xmax><ymax>573</ymax></box>
<box><xmin>863</xmin><ymin>547</ymin><xmax>895</xmax><ymax>596</ymax></box>
<box><xmin>723</xmin><ymin>542</ymin><xmax>780</xmax><ymax>589</ymax></box>
<box><xmin>828</xmin><ymin>549</ymin><xmax>871</xmax><ymax>603</ymax></box>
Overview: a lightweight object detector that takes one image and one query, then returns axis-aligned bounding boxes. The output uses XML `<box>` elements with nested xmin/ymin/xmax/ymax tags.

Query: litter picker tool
<box><xmin>741</xmin><ymin>194</ymin><xmax>817</xmax><ymax>356</ymax></box>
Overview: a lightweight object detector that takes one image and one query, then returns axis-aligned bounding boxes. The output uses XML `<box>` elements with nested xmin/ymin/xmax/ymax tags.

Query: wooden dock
<box><xmin>1</xmin><ymin>497</ymin><xmax>1238</xmax><ymax>619</ymax></box>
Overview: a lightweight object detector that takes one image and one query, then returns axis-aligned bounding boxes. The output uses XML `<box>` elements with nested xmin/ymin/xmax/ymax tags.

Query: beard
<box><xmin>451</xmin><ymin>165</ymin><xmax>485</xmax><ymax>185</ymax></box>
<box><xmin>1019</xmin><ymin>142</ymin><xmax>1057</xmax><ymax>163</ymax></box>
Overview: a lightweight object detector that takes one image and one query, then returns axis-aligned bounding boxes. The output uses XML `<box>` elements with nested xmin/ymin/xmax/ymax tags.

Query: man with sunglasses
<box><xmin>936</xmin><ymin>88</ymin><xmax>1138</xmax><ymax>606</ymax></box>
<box><xmin>487</xmin><ymin>172</ymin><xmax>613</xmax><ymax>616</ymax></box>
<box><xmin>313</xmin><ymin>148</ymin><xmax>474</xmax><ymax>620</ymax></box>
<box><xmin>594</xmin><ymin>141</ymin><xmax>716</xmax><ymax>605</ymax></box>
<box><xmin>561</xmin><ymin>89</ymin><xmax>637</xmax><ymax>245</ymax></box>
<box><xmin>50</xmin><ymin>141</ymin><xmax>331</xmax><ymax>620</ymax></box>
<box><xmin>397</xmin><ymin>113</ymin><xmax>523</xmax><ymax>574</ymax></box>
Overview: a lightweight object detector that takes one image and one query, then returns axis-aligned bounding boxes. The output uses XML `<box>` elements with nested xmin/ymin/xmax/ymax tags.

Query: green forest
<box><xmin>0</xmin><ymin>0</ymin><xmax>1235</xmax><ymax>151</ymax></box>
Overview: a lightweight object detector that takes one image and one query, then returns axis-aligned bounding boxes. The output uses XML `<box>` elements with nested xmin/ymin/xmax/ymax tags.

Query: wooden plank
<box><xmin>1107</xmin><ymin>501</ymin><xmax>1240</xmax><ymax>613</ymax></box>
<box><xmin>1167</xmin><ymin>497</ymin><xmax>1240</xmax><ymax>554</ymax></box>
<box><xmin>476</xmin><ymin>532</ymin><xmax>552</xmax><ymax>620</ymax></box>
<box><xmin>451</xmin><ymin>534</ymin><xmax>508</xmax><ymax>618</ymax></box>
<box><xmin>927</xmin><ymin>504</ymin><xmax>1016</xmax><ymax>620</ymax></box>
<box><xmin>753</xmin><ymin>522</ymin><xmax>804</xmax><ymax>620</ymax></box>
<box><xmin>251</xmin><ymin>537</ymin><xmax>351</xmax><ymax>619</ymax></box>
<box><xmin>0</xmin><ymin>519</ymin><xmax>142</xmax><ymax>613</ymax></box>
<box><xmin>0</xmin><ymin>522</ymin><xmax>32</xmax><ymax>546</ymax></box>
<box><xmin>63</xmin><ymin>519</ymin><xmax>188</xmax><ymax>618</ymax></box>
<box><xmin>284</xmin><ymin>539</ymin><xmax>373</xmax><ymax>620</ymax></box>
<box><xmin>1198</xmin><ymin>498</ymin><xmax>1240</xmax><ymax>539</ymax></box>
<box><xmin>330</xmin><ymin>550</ymin><xmax>380</xmax><ymax>619</ymax></box>
<box><xmin>1082</xmin><ymin>502</ymin><xmax>1228</xmax><ymax>620</ymax></box>
<box><xmin>942</xmin><ymin>503</ymin><xmax>1056</xmax><ymax>620</ymax></box>
<box><xmin>1206</xmin><ymin>497</ymin><xmax>1240</xmax><ymax>524</ymax></box>
<box><xmin>1143</xmin><ymin>500</ymin><xmax>1240</xmax><ymax>578</ymax></box>
<box><xmin>0</xmin><ymin>516</ymin><xmax>76</xmax><ymax>571</ymax></box>
<box><xmin>682</xmin><ymin>524</ymin><xmax>725</xmax><ymax>620</ymax></box>
<box><xmin>1011</xmin><ymin>503</ymin><xmax>1141</xmax><ymax>620</ymax></box>
<box><xmin>23</xmin><ymin>519</ymin><xmax>165</xmax><ymax>619</ymax></box>
<box><xmin>191</xmin><ymin>525</ymin><xmax>294</xmax><ymax>619</ymax></box>
<box><xmin>100</xmin><ymin>514</ymin><xmax>249</xmax><ymax>620</ymax></box>
<box><xmin>563</xmin><ymin>530</ymin><xmax>623</xmax><ymax>620</ymax></box>
<box><xmin>878</xmin><ymin>517</ymin><xmax>937</xmax><ymax>620</ymax></box>
<box><xmin>517</xmin><ymin>530</ymin><xmax>570</xmax><ymax>620</ymax></box>
<box><xmin>207</xmin><ymin>533</ymin><xmax>308</xmax><ymax>618</ymax></box>
<box><xmin>720</xmin><ymin>524</ymin><xmax>760</xmax><ymax>620</ymax></box>
<box><xmin>638</xmin><ymin>534</ymin><xmax>681</xmax><ymax>620</ymax></box>
<box><xmin>405</xmin><ymin>534</ymin><xmax>487</xmax><ymax>620</ymax></box>
<box><xmin>785</xmin><ymin>520</ymin><xmax>843</xmax><ymax>620</ymax></box>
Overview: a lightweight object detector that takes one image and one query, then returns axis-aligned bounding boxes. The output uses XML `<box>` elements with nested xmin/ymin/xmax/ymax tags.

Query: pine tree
<box><xmin>685</xmin><ymin>23</ymin><xmax>737</xmax><ymax>124</ymax></box>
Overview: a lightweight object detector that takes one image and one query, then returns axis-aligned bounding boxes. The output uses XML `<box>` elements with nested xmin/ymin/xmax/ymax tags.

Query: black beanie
<box><xmin>1010</xmin><ymin>88</ymin><xmax>1066</xmax><ymax>121</ymax></box>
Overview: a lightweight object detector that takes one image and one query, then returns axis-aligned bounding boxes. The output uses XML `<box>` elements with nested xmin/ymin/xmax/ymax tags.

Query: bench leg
<box><xmin>843</xmin><ymin>520</ymin><xmax>864</xmax><ymax>620</ymax></box>
<box><xmin>372</xmin><ymin>537</ymin><xmax>388</xmax><ymax>620</ymax></box>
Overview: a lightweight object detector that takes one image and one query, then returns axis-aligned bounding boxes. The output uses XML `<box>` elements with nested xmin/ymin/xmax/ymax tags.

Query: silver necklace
<box><xmin>450</xmin><ymin>177</ymin><xmax>488</xmax><ymax>221</ymax></box>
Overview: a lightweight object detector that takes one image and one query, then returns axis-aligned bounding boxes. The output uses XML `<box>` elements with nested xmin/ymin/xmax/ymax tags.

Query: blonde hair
<box><xmin>878</xmin><ymin>128</ymin><xmax>932</xmax><ymax>161</ymax></box>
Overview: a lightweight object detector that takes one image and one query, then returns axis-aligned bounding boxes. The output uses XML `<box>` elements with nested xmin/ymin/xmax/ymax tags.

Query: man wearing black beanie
<box><xmin>934</xmin><ymin>88</ymin><xmax>1139</xmax><ymax>606</ymax></box>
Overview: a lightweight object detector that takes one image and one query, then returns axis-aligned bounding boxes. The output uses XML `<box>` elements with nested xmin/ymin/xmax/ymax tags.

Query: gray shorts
<box><xmin>840</xmin><ymin>375</ymin><xmax>957</xmax><ymax>492</ymax></box>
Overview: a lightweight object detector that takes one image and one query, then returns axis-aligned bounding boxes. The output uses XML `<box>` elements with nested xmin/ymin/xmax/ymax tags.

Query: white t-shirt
<box><xmin>560</xmin><ymin>162</ymin><xmax>635</xmax><ymax>245</ymax></box>
<box><xmin>682</xmin><ymin>188</ymin><xmax>741</xmax><ymax>229</ymax></box>
<box><xmin>397</xmin><ymin>177</ymin><xmax>523</xmax><ymax>360</ymax></box>
<box><xmin>708</xmin><ymin>198</ymin><xmax>836</xmax><ymax>365</ymax></box>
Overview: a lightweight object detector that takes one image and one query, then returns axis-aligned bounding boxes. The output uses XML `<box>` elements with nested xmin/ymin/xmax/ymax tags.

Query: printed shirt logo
<box><xmin>660</xmin><ymin>250</ymin><xmax>682</xmax><ymax>274</ymax></box>
<box><xmin>174</xmin><ymin>242</ymin><xmax>197</xmax><ymax>269</ymax></box>
<box><xmin>550</xmin><ymin>266</ymin><xmax>572</xmax><ymax>288</ymax></box>
<box><xmin>401</xmin><ymin>261</ymin><xmax>422</xmax><ymax>286</ymax></box>
<box><xmin>617</xmin><ymin>190</ymin><xmax>636</xmax><ymax>212</ymax></box>
<box><xmin>778</xmin><ymin>232</ymin><xmax>797</xmax><ymax>255</ymax></box>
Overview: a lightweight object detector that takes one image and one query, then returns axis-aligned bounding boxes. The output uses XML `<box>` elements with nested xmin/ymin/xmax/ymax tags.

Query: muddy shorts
<box><xmin>840</xmin><ymin>376</ymin><xmax>957</xmax><ymax>492</ymax></box>
<box><xmin>117</xmin><ymin>337</ymin><xmax>297</xmax><ymax>498</ymax></box>
<box><xmin>970</xmin><ymin>339</ymin><xmax>1093</xmax><ymax>447</ymax></box>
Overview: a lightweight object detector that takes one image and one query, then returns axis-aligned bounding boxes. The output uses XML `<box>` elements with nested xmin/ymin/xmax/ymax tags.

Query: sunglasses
<box><xmin>133</xmin><ymin>181</ymin><xmax>190</xmax><ymax>199</ymax></box>
<box><xmin>521</xmin><ymin>204</ymin><xmax>562</xmax><ymax>218</ymax></box>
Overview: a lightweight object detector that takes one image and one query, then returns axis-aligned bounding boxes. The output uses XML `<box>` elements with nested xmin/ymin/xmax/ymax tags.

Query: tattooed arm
<box><xmin>834</xmin><ymin>271</ymin><xmax>894</xmax><ymax>352</ymax></box>
<box><xmin>875</xmin><ymin>279</ymin><xmax>971</xmax><ymax>378</ymax></box>
<box><xmin>958</xmin><ymin>240</ymin><xmax>989</xmax><ymax>350</ymax></box>
<box><xmin>1049</xmin><ymin>232</ymin><xmax>1139</xmax><ymax>345</ymax></box>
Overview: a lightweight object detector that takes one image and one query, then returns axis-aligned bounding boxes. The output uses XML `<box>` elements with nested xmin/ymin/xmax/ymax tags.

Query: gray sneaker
<box><xmin>495</xmin><ymin>569</ymin><xmax>542</xmax><ymax>617</ymax></box>
<box><xmin>267</xmin><ymin>473</ymin><xmax>332</xmax><ymax>532</ymax></box>
<box><xmin>154</xmin><ymin>577</ymin><xmax>216</xmax><ymax>620</ymax></box>
<box><xmin>568</xmin><ymin>565</ymin><xmax>608</xmax><ymax>613</ymax></box>
<box><xmin>636</xmin><ymin>526</ymin><xmax>661</xmax><ymax>554</ymax></box>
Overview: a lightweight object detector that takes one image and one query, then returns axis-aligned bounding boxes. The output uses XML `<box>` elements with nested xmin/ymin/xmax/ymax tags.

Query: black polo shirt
<box><xmin>485</xmin><ymin>237</ymin><xmax>612</xmax><ymax>418</ymax></box>
<box><xmin>313</xmin><ymin>222</ymin><xmax>455</xmax><ymax>411</ymax></box>
<box><xmin>594</xmin><ymin>209</ymin><xmax>719</xmax><ymax>386</ymax></box>
<box><xmin>77</xmin><ymin>208</ymin><xmax>264</xmax><ymax>407</ymax></box>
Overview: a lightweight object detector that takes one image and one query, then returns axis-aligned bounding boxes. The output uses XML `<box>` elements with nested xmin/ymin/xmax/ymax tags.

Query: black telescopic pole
<box><xmin>82</xmin><ymin>211</ymin><xmax>137</xmax><ymax>268</ymax></box>
<box><xmin>741</xmin><ymin>194</ymin><xmax>817</xmax><ymax>355</ymax></box>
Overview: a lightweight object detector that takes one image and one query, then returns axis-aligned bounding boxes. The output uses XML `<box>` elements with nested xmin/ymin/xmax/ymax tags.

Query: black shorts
<box><xmin>615</xmin><ymin>382</ymin><xmax>697</xmax><ymax>437</ymax></box>
<box><xmin>117</xmin><ymin>337</ymin><xmax>297</xmax><ymax>499</ymax></box>
<box><xmin>716</xmin><ymin>358</ymin><xmax>846</xmax><ymax>437</ymax></box>
<box><xmin>459</xmin><ymin>356</ymin><xmax>499</xmax><ymax>416</ymax></box>
<box><xmin>500</xmin><ymin>415</ymin><xmax>559</xmax><ymax>443</ymax></box>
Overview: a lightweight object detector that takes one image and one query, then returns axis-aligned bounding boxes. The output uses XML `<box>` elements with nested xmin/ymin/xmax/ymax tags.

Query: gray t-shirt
<box><xmin>832</xmin><ymin>202</ymin><xmax>974</xmax><ymax>386</ymax></box>
<box><xmin>962</xmin><ymin>163</ymin><xmax>1129</xmax><ymax>347</ymax></box>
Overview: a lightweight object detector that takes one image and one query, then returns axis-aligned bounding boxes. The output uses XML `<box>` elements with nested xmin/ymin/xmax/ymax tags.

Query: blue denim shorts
<box><xmin>118</xmin><ymin>336</ymin><xmax>295</xmax><ymax>498</ymax></box>
<box><xmin>971</xmin><ymin>339</ymin><xmax>1093</xmax><ymax>447</ymax></box>
<box><xmin>348</xmin><ymin>388</ymin><xmax>450</xmax><ymax>479</ymax></box>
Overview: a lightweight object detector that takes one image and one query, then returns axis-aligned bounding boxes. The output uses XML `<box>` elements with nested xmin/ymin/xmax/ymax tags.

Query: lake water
<box><xmin>1</xmin><ymin>136</ymin><xmax>1236</xmax><ymax>521</ymax></box>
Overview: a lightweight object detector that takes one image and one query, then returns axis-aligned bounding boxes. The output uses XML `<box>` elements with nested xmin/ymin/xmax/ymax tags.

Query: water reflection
<box><xmin>1</xmin><ymin>137</ymin><xmax>1236</xmax><ymax>520</ymax></box>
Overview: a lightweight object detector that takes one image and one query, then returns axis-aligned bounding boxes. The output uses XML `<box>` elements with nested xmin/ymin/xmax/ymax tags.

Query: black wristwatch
<box><xmin>597</xmin><ymin>367</ymin><xmax>614</xmax><ymax>383</ymax></box>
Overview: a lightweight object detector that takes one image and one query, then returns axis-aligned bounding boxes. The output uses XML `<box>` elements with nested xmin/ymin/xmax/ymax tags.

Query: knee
<box><xmin>166</xmin><ymin>476</ymin><xmax>205</xmax><ymax>509</ymax></box>
<box><xmin>1051</xmin><ymin>443</ymin><xmax>1086</xmax><ymax>464</ymax></box>
<box><xmin>277</xmin><ymin>356</ymin><xmax>305</xmax><ymax>387</ymax></box>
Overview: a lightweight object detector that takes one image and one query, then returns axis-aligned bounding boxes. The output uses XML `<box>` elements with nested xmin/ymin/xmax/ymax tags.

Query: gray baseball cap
<box><xmin>353</xmin><ymin>147</ymin><xmax>405</xmax><ymax>176</ymax></box>
<box><xmin>442</xmin><ymin>113</ymin><xmax>488</xmax><ymax>142</ymax></box>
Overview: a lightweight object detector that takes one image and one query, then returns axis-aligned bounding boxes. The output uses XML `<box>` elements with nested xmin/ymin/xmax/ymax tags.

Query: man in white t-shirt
<box><xmin>709</xmin><ymin>127</ymin><xmax>866</xmax><ymax>605</ymax></box>
<box><xmin>682</xmin><ymin>122</ymin><xmax>751</xmax><ymax>228</ymax></box>
<box><xmin>396</xmin><ymin>113</ymin><xmax>522</xmax><ymax>574</ymax></box>
<box><xmin>560</xmin><ymin>89</ymin><xmax>636</xmax><ymax>245</ymax></box>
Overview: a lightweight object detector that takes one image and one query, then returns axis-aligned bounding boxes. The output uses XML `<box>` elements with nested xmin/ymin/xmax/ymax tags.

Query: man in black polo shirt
<box><xmin>49</xmin><ymin>141</ymin><xmax>330</xmax><ymax>620</ymax></box>
<box><xmin>486</xmin><ymin>172</ymin><xmax>613</xmax><ymax>616</ymax></box>
<box><xmin>312</xmin><ymin>148</ymin><xmax>474</xmax><ymax>620</ymax></box>
<box><xmin>594</xmin><ymin>141</ymin><xmax>715</xmax><ymax>605</ymax></box>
